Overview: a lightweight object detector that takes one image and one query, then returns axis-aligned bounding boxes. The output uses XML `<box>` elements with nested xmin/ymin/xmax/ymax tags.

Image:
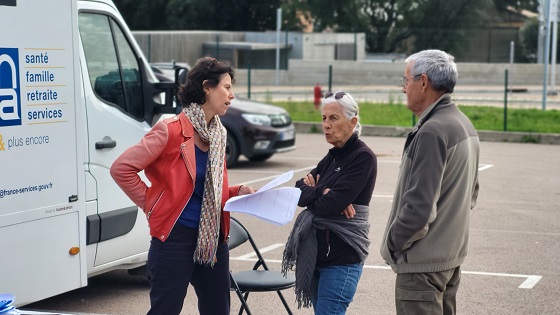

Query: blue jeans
<box><xmin>311</xmin><ymin>262</ymin><xmax>364</xmax><ymax>315</ymax></box>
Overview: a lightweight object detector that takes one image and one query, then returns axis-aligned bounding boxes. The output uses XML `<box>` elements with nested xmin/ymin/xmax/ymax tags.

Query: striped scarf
<box><xmin>183</xmin><ymin>104</ymin><xmax>226</xmax><ymax>266</ymax></box>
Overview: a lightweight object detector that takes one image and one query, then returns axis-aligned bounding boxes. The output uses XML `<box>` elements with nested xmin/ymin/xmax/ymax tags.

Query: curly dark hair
<box><xmin>177</xmin><ymin>57</ymin><xmax>235</xmax><ymax>107</ymax></box>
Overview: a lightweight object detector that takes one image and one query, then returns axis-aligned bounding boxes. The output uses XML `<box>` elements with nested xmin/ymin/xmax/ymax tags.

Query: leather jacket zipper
<box><xmin>146</xmin><ymin>190</ymin><xmax>165</xmax><ymax>221</ymax></box>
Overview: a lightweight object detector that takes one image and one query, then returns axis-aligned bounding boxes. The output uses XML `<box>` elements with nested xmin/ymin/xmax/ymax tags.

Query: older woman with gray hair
<box><xmin>282</xmin><ymin>91</ymin><xmax>377</xmax><ymax>314</ymax></box>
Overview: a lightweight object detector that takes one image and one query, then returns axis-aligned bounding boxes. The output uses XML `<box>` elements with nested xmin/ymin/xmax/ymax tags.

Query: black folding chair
<box><xmin>228</xmin><ymin>217</ymin><xmax>296</xmax><ymax>315</ymax></box>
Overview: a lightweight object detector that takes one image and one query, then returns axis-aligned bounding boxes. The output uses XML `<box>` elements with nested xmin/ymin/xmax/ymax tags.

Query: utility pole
<box><xmin>541</xmin><ymin>0</ymin><xmax>552</xmax><ymax>110</ymax></box>
<box><xmin>275</xmin><ymin>8</ymin><xmax>282</xmax><ymax>86</ymax></box>
<box><xmin>538</xmin><ymin>0</ymin><xmax>546</xmax><ymax>63</ymax></box>
<box><xmin>550</xmin><ymin>0</ymin><xmax>558</xmax><ymax>94</ymax></box>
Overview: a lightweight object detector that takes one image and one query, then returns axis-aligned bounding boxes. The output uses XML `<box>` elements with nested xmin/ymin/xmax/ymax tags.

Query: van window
<box><xmin>78</xmin><ymin>13</ymin><xmax>144</xmax><ymax>120</ymax></box>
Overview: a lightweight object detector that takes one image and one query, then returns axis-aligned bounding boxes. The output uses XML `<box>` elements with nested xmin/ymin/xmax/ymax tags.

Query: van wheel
<box><xmin>226</xmin><ymin>133</ymin><xmax>240</xmax><ymax>168</ymax></box>
<box><xmin>248</xmin><ymin>154</ymin><xmax>273</xmax><ymax>162</ymax></box>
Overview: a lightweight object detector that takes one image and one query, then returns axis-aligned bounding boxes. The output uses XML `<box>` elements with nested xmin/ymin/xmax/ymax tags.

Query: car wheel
<box><xmin>248</xmin><ymin>154</ymin><xmax>273</xmax><ymax>162</ymax></box>
<box><xmin>226</xmin><ymin>132</ymin><xmax>240</xmax><ymax>168</ymax></box>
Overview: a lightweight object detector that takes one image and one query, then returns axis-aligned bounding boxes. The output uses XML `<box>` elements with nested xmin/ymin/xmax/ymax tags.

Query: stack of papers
<box><xmin>225</xmin><ymin>170</ymin><xmax>301</xmax><ymax>225</ymax></box>
<box><xmin>0</xmin><ymin>294</ymin><xmax>20</xmax><ymax>315</ymax></box>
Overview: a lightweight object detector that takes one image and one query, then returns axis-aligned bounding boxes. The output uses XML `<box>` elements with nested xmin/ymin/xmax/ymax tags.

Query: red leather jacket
<box><xmin>110</xmin><ymin>112</ymin><xmax>239</xmax><ymax>242</ymax></box>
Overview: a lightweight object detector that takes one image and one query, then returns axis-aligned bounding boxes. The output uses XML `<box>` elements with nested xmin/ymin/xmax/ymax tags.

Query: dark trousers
<box><xmin>395</xmin><ymin>266</ymin><xmax>461</xmax><ymax>315</ymax></box>
<box><xmin>146</xmin><ymin>224</ymin><xmax>230</xmax><ymax>315</ymax></box>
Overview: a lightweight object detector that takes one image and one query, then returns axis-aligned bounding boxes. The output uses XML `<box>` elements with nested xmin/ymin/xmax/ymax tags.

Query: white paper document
<box><xmin>224</xmin><ymin>170</ymin><xmax>301</xmax><ymax>225</ymax></box>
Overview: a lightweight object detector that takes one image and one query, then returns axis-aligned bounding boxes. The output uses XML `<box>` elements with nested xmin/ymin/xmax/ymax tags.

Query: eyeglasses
<box><xmin>325</xmin><ymin>91</ymin><xmax>346</xmax><ymax>99</ymax></box>
<box><xmin>401</xmin><ymin>74</ymin><xmax>422</xmax><ymax>88</ymax></box>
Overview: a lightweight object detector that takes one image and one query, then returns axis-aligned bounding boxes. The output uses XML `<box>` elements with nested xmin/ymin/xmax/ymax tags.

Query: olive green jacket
<box><xmin>380</xmin><ymin>94</ymin><xmax>480</xmax><ymax>273</ymax></box>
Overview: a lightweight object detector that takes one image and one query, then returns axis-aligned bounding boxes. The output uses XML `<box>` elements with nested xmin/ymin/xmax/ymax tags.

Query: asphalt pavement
<box><xmin>23</xmin><ymin>133</ymin><xmax>560</xmax><ymax>315</ymax></box>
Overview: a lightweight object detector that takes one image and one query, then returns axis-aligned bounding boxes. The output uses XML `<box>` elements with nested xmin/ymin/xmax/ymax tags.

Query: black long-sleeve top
<box><xmin>296</xmin><ymin>133</ymin><xmax>377</xmax><ymax>267</ymax></box>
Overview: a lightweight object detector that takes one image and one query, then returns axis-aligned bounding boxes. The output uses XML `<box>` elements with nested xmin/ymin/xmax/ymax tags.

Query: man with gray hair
<box><xmin>380</xmin><ymin>49</ymin><xmax>480</xmax><ymax>314</ymax></box>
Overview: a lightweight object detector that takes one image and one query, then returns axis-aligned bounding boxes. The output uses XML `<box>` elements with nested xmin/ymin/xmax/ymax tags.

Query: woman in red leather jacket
<box><xmin>111</xmin><ymin>57</ymin><xmax>255</xmax><ymax>315</ymax></box>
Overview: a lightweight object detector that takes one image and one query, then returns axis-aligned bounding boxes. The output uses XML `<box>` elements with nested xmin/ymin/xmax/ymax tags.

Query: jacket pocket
<box><xmin>396</xmin><ymin>288</ymin><xmax>439</xmax><ymax>302</ymax></box>
<box><xmin>380</xmin><ymin>238</ymin><xmax>397</xmax><ymax>264</ymax></box>
<box><xmin>146</xmin><ymin>188</ymin><xmax>165</xmax><ymax>221</ymax></box>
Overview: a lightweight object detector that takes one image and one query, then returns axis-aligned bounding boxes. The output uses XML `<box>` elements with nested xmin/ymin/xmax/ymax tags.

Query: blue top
<box><xmin>178</xmin><ymin>146</ymin><xmax>208</xmax><ymax>228</ymax></box>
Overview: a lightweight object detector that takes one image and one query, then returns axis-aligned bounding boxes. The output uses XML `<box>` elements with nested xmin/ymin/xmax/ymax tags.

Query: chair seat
<box><xmin>232</xmin><ymin>270</ymin><xmax>295</xmax><ymax>292</ymax></box>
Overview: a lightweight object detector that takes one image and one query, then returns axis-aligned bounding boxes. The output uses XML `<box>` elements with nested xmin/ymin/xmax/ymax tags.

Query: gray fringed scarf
<box><xmin>281</xmin><ymin>205</ymin><xmax>370</xmax><ymax>309</ymax></box>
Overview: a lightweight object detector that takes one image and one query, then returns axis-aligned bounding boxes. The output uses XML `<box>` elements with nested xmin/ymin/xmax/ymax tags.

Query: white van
<box><xmin>0</xmin><ymin>0</ymin><xmax>177</xmax><ymax>307</ymax></box>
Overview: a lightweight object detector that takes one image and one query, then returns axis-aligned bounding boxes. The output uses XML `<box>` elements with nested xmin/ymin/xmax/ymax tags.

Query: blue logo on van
<box><xmin>0</xmin><ymin>48</ymin><xmax>21</xmax><ymax>127</ymax></box>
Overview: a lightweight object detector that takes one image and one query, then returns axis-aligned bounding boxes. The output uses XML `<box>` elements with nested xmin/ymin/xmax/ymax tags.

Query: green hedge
<box><xmin>272</xmin><ymin>102</ymin><xmax>560</xmax><ymax>134</ymax></box>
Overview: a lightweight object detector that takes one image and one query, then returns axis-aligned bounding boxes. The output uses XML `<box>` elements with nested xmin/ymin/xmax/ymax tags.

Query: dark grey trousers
<box><xmin>395</xmin><ymin>266</ymin><xmax>461</xmax><ymax>315</ymax></box>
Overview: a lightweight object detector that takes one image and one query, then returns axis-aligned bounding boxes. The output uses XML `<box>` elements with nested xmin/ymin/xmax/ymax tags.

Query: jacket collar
<box><xmin>415</xmin><ymin>93</ymin><xmax>452</xmax><ymax>132</ymax></box>
<box><xmin>178</xmin><ymin>111</ymin><xmax>195</xmax><ymax>139</ymax></box>
<box><xmin>329</xmin><ymin>132</ymin><xmax>359</xmax><ymax>159</ymax></box>
<box><xmin>404</xmin><ymin>93</ymin><xmax>453</xmax><ymax>152</ymax></box>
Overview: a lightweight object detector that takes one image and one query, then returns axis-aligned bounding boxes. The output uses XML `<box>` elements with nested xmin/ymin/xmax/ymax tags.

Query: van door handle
<box><xmin>95</xmin><ymin>137</ymin><xmax>117</xmax><ymax>150</ymax></box>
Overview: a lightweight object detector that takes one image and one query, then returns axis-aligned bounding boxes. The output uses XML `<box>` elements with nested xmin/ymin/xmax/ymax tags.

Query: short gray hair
<box><xmin>322</xmin><ymin>91</ymin><xmax>362</xmax><ymax>136</ymax></box>
<box><xmin>406</xmin><ymin>49</ymin><xmax>458</xmax><ymax>93</ymax></box>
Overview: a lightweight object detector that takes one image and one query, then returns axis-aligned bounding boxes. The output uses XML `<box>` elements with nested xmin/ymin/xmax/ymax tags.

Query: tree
<box><xmin>404</xmin><ymin>0</ymin><xmax>494</xmax><ymax>57</ymax></box>
<box><xmin>160</xmin><ymin>0</ymin><xmax>215</xmax><ymax>30</ymax></box>
<box><xmin>494</xmin><ymin>0</ymin><xmax>538</xmax><ymax>11</ymax></box>
<box><xmin>114</xmin><ymin>0</ymin><xmax>536</xmax><ymax>59</ymax></box>
<box><xmin>112</xmin><ymin>0</ymin><xmax>167</xmax><ymax>30</ymax></box>
<box><xmin>210</xmin><ymin>0</ymin><xmax>281</xmax><ymax>31</ymax></box>
<box><xmin>519</xmin><ymin>17</ymin><xmax>539</xmax><ymax>62</ymax></box>
<box><xmin>283</xmin><ymin>0</ymin><xmax>497</xmax><ymax>55</ymax></box>
<box><xmin>113</xmin><ymin>0</ymin><xmax>281</xmax><ymax>31</ymax></box>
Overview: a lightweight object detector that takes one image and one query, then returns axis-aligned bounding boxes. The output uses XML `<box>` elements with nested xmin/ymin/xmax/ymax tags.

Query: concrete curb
<box><xmin>293</xmin><ymin>122</ymin><xmax>560</xmax><ymax>145</ymax></box>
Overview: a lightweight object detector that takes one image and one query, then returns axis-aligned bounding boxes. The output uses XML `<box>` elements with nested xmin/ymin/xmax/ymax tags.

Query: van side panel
<box><xmin>0</xmin><ymin>213</ymin><xmax>82</xmax><ymax>306</ymax></box>
<box><xmin>0</xmin><ymin>0</ymin><xmax>85</xmax><ymax>306</ymax></box>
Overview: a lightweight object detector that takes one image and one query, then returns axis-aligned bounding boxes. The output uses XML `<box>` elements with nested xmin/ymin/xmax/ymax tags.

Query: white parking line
<box><xmin>374</xmin><ymin>194</ymin><xmax>394</xmax><ymax>198</ymax></box>
<box><xmin>234</xmin><ymin>162</ymin><xmax>492</xmax><ymax>188</ymax></box>
<box><xmin>229</xmin><ymin>169</ymin><xmax>289</xmax><ymax>174</ymax></box>
<box><xmin>479</xmin><ymin>164</ymin><xmax>494</xmax><ymax>171</ymax></box>
<box><xmin>463</xmin><ymin>271</ymin><xmax>542</xmax><ymax>289</ymax></box>
<box><xmin>267</xmin><ymin>158</ymin><xmax>494</xmax><ymax>172</ymax></box>
<box><xmin>231</xmin><ymin>253</ymin><xmax>542</xmax><ymax>289</ymax></box>
<box><xmin>471</xmin><ymin>228</ymin><xmax>560</xmax><ymax>236</ymax></box>
<box><xmin>518</xmin><ymin>275</ymin><xmax>543</xmax><ymax>289</ymax></box>
<box><xmin>269</xmin><ymin>156</ymin><xmax>322</xmax><ymax>161</ymax></box>
<box><xmin>237</xmin><ymin>165</ymin><xmax>316</xmax><ymax>186</ymax></box>
<box><xmin>271</xmin><ymin>156</ymin><xmax>403</xmax><ymax>163</ymax></box>
<box><xmin>233</xmin><ymin>243</ymin><xmax>285</xmax><ymax>260</ymax></box>
<box><xmin>236</xmin><ymin>162</ymin><xmax>413</xmax><ymax>188</ymax></box>
<box><xmin>231</xmin><ymin>257</ymin><xmax>283</xmax><ymax>264</ymax></box>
